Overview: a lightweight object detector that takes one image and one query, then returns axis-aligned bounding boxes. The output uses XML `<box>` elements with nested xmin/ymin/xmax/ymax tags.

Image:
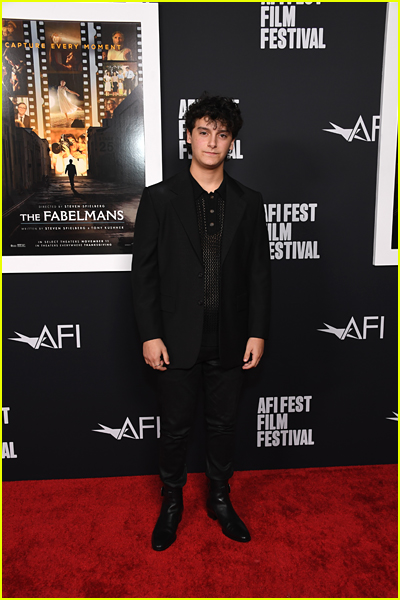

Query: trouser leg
<box><xmin>157</xmin><ymin>363</ymin><xmax>202</xmax><ymax>487</ymax></box>
<box><xmin>201</xmin><ymin>361</ymin><xmax>250</xmax><ymax>542</ymax></box>
<box><xmin>202</xmin><ymin>361</ymin><xmax>245</xmax><ymax>481</ymax></box>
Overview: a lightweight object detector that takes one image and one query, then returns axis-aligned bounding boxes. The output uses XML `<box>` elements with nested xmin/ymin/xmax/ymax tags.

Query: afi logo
<box><xmin>318</xmin><ymin>316</ymin><xmax>384</xmax><ymax>340</ymax></box>
<box><xmin>9</xmin><ymin>325</ymin><xmax>81</xmax><ymax>349</ymax></box>
<box><xmin>386</xmin><ymin>412</ymin><xmax>398</xmax><ymax>422</ymax></box>
<box><xmin>323</xmin><ymin>115</ymin><xmax>380</xmax><ymax>142</ymax></box>
<box><xmin>93</xmin><ymin>416</ymin><xmax>160</xmax><ymax>440</ymax></box>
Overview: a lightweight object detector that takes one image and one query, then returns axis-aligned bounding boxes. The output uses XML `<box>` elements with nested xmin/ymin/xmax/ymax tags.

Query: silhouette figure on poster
<box><xmin>65</xmin><ymin>159</ymin><xmax>77</xmax><ymax>191</ymax></box>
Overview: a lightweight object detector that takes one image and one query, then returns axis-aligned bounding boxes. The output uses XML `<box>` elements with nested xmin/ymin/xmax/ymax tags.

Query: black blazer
<box><xmin>131</xmin><ymin>168</ymin><xmax>271</xmax><ymax>369</ymax></box>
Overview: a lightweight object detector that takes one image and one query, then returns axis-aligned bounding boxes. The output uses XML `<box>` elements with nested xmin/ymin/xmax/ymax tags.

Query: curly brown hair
<box><xmin>185</xmin><ymin>94</ymin><xmax>243</xmax><ymax>139</ymax></box>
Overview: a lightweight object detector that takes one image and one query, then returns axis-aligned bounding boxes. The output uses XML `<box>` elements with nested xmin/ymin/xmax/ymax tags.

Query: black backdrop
<box><xmin>3</xmin><ymin>3</ymin><xmax>397</xmax><ymax>481</ymax></box>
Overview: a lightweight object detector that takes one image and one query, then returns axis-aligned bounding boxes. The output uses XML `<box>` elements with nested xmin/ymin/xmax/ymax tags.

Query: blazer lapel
<box><xmin>221</xmin><ymin>174</ymin><xmax>246</xmax><ymax>265</ymax></box>
<box><xmin>169</xmin><ymin>170</ymin><xmax>203</xmax><ymax>263</ymax></box>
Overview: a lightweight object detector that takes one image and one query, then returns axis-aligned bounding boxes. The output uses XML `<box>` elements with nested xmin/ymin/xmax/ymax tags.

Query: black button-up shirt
<box><xmin>191</xmin><ymin>175</ymin><xmax>226</xmax><ymax>348</ymax></box>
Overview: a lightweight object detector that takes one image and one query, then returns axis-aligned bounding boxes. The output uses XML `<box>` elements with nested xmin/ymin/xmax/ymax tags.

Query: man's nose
<box><xmin>208</xmin><ymin>135</ymin><xmax>217</xmax><ymax>148</ymax></box>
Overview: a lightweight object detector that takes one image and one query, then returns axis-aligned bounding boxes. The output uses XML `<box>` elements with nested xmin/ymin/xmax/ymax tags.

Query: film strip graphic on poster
<box><xmin>2</xmin><ymin>17</ymin><xmax>146</xmax><ymax>264</ymax></box>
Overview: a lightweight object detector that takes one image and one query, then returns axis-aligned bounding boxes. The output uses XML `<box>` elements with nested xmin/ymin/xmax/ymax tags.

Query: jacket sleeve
<box><xmin>248</xmin><ymin>194</ymin><xmax>271</xmax><ymax>340</ymax></box>
<box><xmin>131</xmin><ymin>187</ymin><xmax>163</xmax><ymax>343</ymax></box>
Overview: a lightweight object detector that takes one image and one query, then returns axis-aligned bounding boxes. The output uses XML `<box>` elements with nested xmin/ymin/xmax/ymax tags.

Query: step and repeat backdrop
<box><xmin>3</xmin><ymin>3</ymin><xmax>397</xmax><ymax>481</ymax></box>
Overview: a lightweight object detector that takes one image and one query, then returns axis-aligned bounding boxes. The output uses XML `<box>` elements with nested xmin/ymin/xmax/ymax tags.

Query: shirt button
<box><xmin>210</xmin><ymin>222</ymin><xmax>215</xmax><ymax>227</ymax></box>
<box><xmin>210</xmin><ymin>195</ymin><xmax>214</xmax><ymax>199</ymax></box>
<box><xmin>198</xmin><ymin>272</ymin><xmax>203</xmax><ymax>278</ymax></box>
<box><xmin>210</xmin><ymin>209</ymin><xmax>215</xmax><ymax>214</ymax></box>
<box><xmin>198</xmin><ymin>300</ymin><xmax>203</xmax><ymax>306</ymax></box>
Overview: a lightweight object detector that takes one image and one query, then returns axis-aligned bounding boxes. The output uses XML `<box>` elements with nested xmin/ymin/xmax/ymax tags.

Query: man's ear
<box><xmin>229</xmin><ymin>139</ymin><xmax>235</xmax><ymax>151</ymax></box>
<box><xmin>186</xmin><ymin>129</ymin><xmax>192</xmax><ymax>144</ymax></box>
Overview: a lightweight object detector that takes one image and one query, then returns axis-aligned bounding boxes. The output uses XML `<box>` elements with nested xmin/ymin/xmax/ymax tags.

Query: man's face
<box><xmin>17</xmin><ymin>104</ymin><xmax>27</xmax><ymax>116</ymax></box>
<box><xmin>112</xmin><ymin>32</ymin><xmax>124</xmax><ymax>47</ymax></box>
<box><xmin>187</xmin><ymin>117</ymin><xmax>234</xmax><ymax>171</ymax></box>
<box><xmin>65</xmin><ymin>135</ymin><xmax>77</xmax><ymax>150</ymax></box>
<box><xmin>3</xmin><ymin>23</ymin><xmax>15</xmax><ymax>37</ymax></box>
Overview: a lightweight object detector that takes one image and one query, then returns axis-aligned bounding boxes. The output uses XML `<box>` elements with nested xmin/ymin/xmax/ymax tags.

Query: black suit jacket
<box><xmin>131</xmin><ymin>168</ymin><xmax>271</xmax><ymax>369</ymax></box>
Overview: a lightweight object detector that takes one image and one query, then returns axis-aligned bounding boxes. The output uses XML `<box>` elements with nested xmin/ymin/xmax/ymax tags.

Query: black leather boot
<box><xmin>151</xmin><ymin>485</ymin><xmax>183</xmax><ymax>551</ymax></box>
<box><xmin>207</xmin><ymin>480</ymin><xmax>251</xmax><ymax>542</ymax></box>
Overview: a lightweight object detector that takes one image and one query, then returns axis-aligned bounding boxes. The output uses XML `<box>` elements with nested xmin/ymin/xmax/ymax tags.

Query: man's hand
<box><xmin>143</xmin><ymin>338</ymin><xmax>170</xmax><ymax>371</ymax></box>
<box><xmin>242</xmin><ymin>337</ymin><xmax>264</xmax><ymax>370</ymax></box>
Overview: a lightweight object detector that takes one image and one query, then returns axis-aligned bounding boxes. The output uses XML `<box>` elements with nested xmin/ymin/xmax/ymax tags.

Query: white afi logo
<box><xmin>318</xmin><ymin>316</ymin><xmax>385</xmax><ymax>340</ymax></box>
<box><xmin>93</xmin><ymin>416</ymin><xmax>160</xmax><ymax>440</ymax></box>
<box><xmin>9</xmin><ymin>325</ymin><xmax>81</xmax><ymax>349</ymax></box>
<box><xmin>323</xmin><ymin>115</ymin><xmax>380</xmax><ymax>142</ymax></box>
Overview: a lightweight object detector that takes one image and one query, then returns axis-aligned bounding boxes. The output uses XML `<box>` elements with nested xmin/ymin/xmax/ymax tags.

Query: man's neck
<box><xmin>189</xmin><ymin>163</ymin><xmax>224</xmax><ymax>193</ymax></box>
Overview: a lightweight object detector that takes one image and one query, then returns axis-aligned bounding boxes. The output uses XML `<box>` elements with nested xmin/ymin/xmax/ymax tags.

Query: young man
<box><xmin>132</xmin><ymin>96</ymin><xmax>270</xmax><ymax>551</ymax></box>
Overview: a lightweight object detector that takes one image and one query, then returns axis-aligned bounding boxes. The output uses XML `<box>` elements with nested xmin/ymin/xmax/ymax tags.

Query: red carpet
<box><xmin>2</xmin><ymin>465</ymin><xmax>397</xmax><ymax>598</ymax></box>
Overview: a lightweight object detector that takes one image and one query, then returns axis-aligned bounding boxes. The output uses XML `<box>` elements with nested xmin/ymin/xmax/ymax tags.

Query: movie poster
<box><xmin>2</xmin><ymin>2</ymin><xmax>162</xmax><ymax>272</ymax></box>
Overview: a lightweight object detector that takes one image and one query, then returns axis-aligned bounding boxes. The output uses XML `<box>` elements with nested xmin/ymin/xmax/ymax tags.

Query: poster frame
<box><xmin>2</xmin><ymin>1</ymin><xmax>162</xmax><ymax>273</ymax></box>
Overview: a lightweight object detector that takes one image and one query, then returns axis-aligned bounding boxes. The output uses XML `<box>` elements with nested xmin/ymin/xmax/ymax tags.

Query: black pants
<box><xmin>157</xmin><ymin>347</ymin><xmax>245</xmax><ymax>487</ymax></box>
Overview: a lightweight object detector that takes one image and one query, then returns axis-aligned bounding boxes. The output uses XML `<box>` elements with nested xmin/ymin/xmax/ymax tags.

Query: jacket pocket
<box><xmin>160</xmin><ymin>294</ymin><xmax>176</xmax><ymax>313</ymax></box>
<box><xmin>237</xmin><ymin>292</ymin><xmax>248</xmax><ymax>312</ymax></box>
